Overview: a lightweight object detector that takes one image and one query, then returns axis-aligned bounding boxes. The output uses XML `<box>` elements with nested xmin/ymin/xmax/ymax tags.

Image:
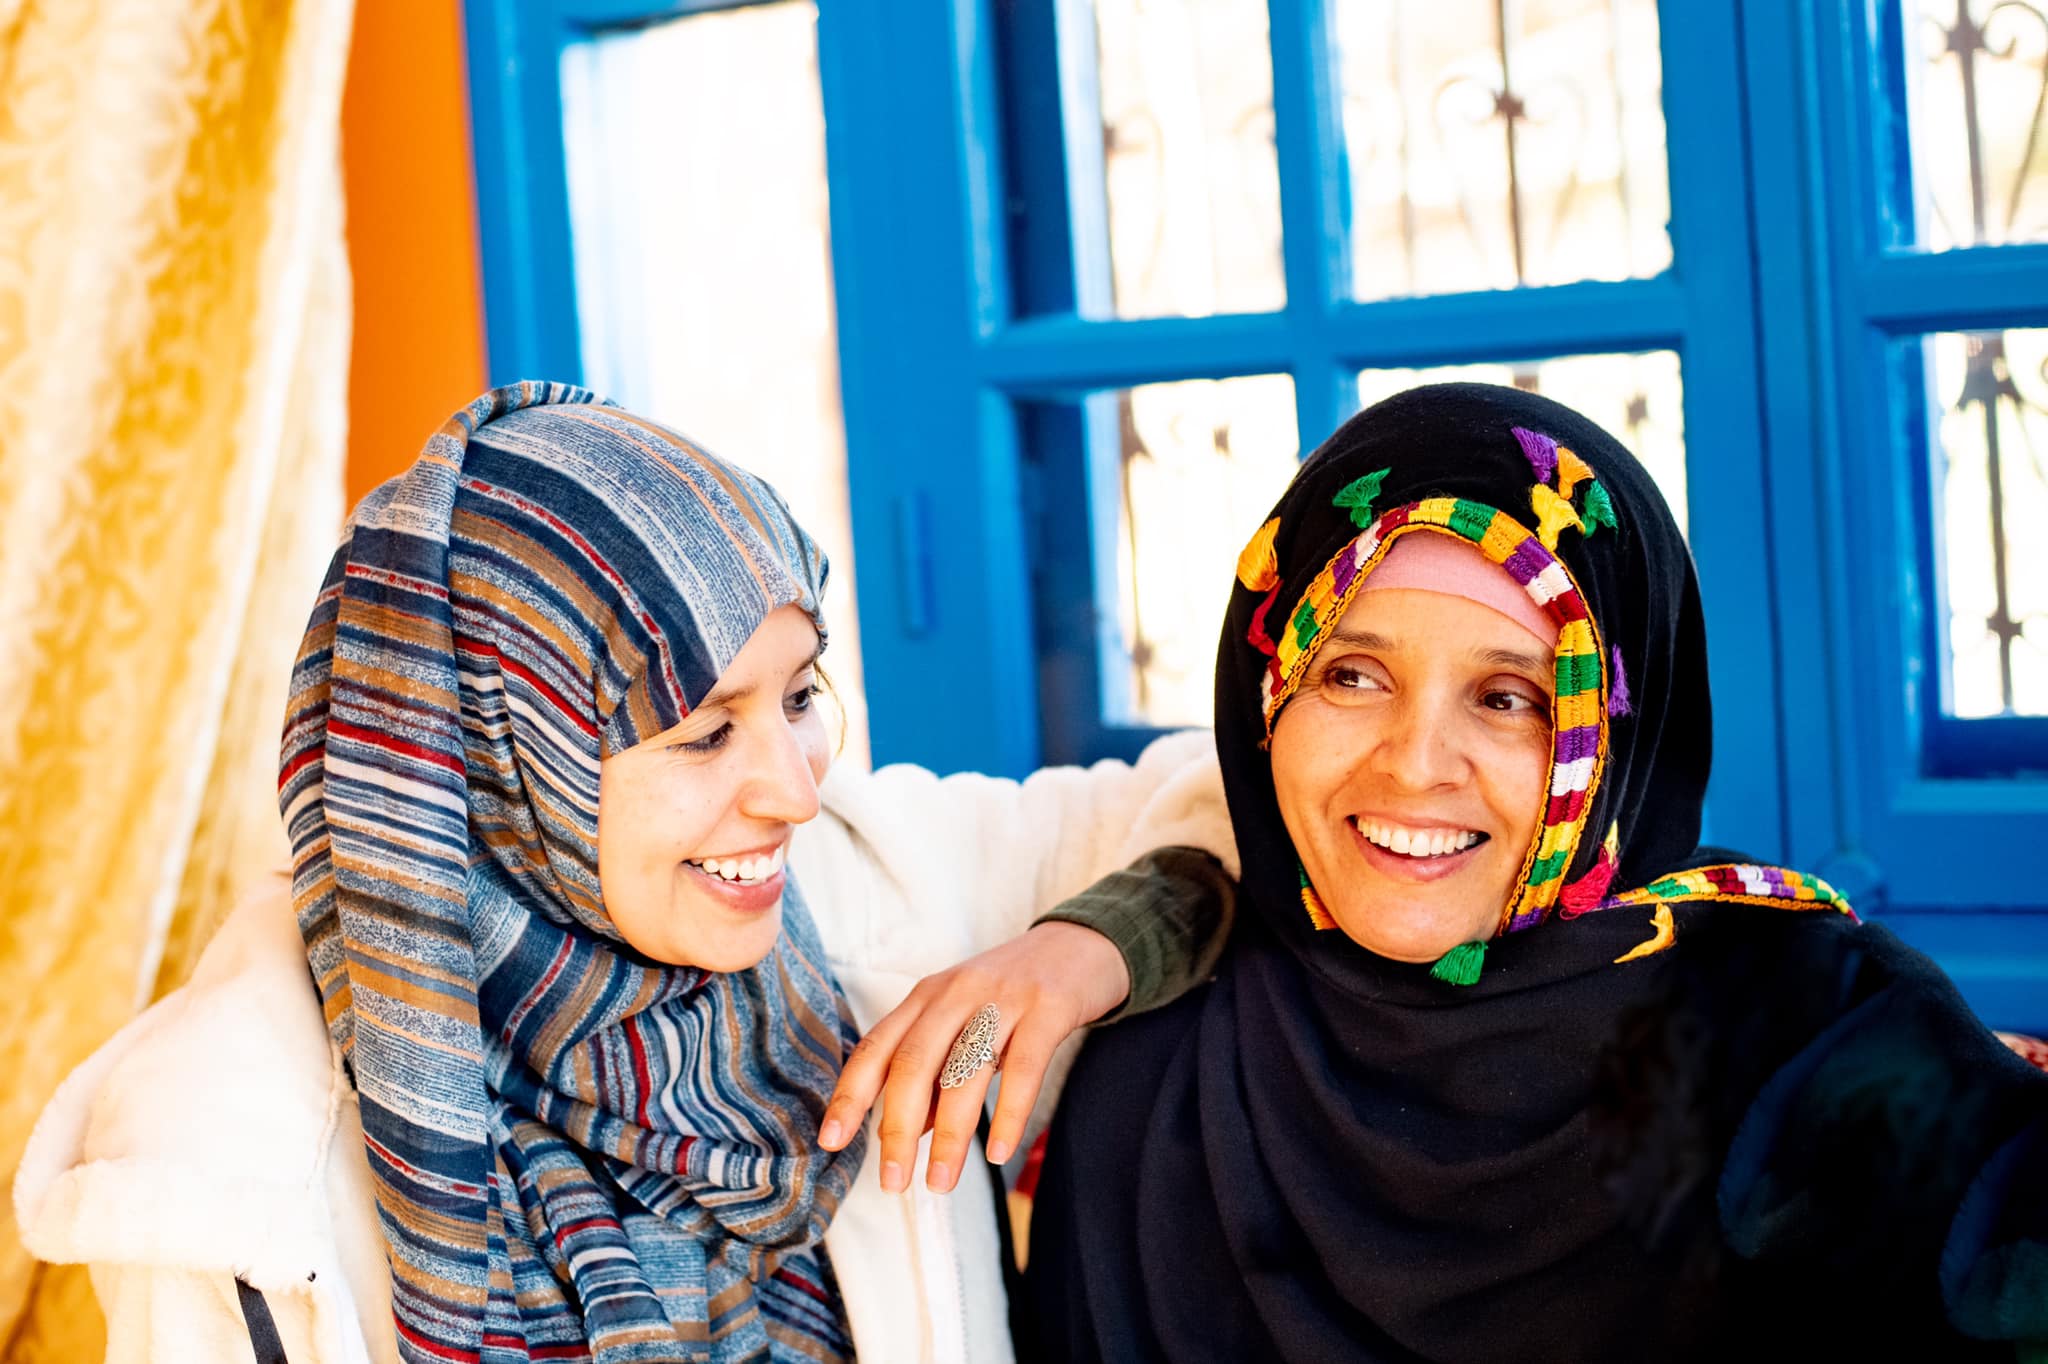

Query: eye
<box><xmin>672</xmin><ymin>722</ymin><xmax>732</xmax><ymax>755</ymax></box>
<box><xmin>1318</xmin><ymin>658</ymin><xmax>1390</xmax><ymax>701</ymax></box>
<box><xmin>785</xmin><ymin>679</ymin><xmax>819</xmax><ymax>715</ymax></box>
<box><xmin>1479</xmin><ymin>683</ymin><xmax>1546</xmax><ymax>715</ymax></box>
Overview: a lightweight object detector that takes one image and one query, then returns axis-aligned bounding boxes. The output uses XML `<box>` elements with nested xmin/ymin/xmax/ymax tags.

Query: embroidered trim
<box><xmin>1597</xmin><ymin>865</ymin><xmax>1855</xmax><ymax>917</ymax></box>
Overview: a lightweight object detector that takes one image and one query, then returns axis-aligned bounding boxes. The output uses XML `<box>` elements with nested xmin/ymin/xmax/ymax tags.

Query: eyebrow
<box><xmin>1324</xmin><ymin>628</ymin><xmax>1551</xmax><ymax>678</ymax></box>
<box><xmin>693</xmin><ymin>644</ymin><xmax>825</xmax><ymax>714</ymax></box>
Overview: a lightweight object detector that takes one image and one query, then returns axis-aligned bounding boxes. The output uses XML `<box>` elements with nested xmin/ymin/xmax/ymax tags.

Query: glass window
<box><xmin>1901</xmin><ymin>0</ymin><xmax>2048</xmax><ymax>251</ymax></box>
<box><xmin>1923</xmin><ymin>328</ymin><xmax>2048</xmax><ymax>717</ymax></box>
<box><xmin>1107</xmin><ymin>374</ymin><xmax>1299</xmax><ymax>726</ymax></box>
<box><xmin>1082</xmin><ymin>0</ymin><xmax>1287</xmax><ymax>318</ymax></box>
<box><xmin>1336</xmin><ymin>0</ymin><xmax>1672</xmax><ymax>300</ymax></box>
<box><xmin>1356</xmin><ymin>350</ymin><xmax>1687</xmax><ymax>528</ymax></box>
<box><xmin>559</xmin><ymin>2</ymin><xmax>868</xmax><ymax>761</ymax></box>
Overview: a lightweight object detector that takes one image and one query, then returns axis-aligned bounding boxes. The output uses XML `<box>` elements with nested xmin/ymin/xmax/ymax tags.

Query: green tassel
<box><xmin>1429</xmin><ymin>940</ymin><xmax>1487</xmax><ymax>986</ymax></box>
<box><xmin>1582</xmin><ymin>480</ymin><xmax>1618</xmax><ymax>534</ymax></box>
<box><xmin>1331</xmin><ymin>468</ymin><xmax>1392</xmax><ymax>528</ymax></box>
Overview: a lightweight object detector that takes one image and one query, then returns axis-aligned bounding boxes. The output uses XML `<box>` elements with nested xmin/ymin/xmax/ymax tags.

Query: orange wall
<box><xmin>342</xmin><ymin>0</ymin><xmax>488</xmax><ymax>508</ymax></box>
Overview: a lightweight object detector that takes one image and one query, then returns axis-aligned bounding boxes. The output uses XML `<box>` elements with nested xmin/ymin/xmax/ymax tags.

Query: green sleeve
<box><xmin>1033</xmin><ymin>846</ymin><xmax>1235</xmax><ymax>1022</ymax></box>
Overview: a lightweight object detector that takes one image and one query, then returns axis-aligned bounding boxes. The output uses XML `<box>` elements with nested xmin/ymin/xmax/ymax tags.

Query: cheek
<box><xmin>597</xmin><ymin>762</ymin><xmax>723</xmax><ymax>928</ymax></box>
<box><xmin>1481</xmin><ymin>724</ymin><xmax>1554</xmax><ymax>840</ymax></box>
<box><xmin>796</xmin><ymin>710</ymin><xmax>832</xmax><ymax>786</ymax></box>
<box><xmin>1269</xmin><ymin>703</ymin><xmax>1354</xmax><ymax>834</ymax></box>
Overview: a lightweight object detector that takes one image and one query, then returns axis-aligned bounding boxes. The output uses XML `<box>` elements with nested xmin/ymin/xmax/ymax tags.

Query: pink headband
<box><xmin>1361</xmin><ymin>532</ymin><xmax>1559</xmax><ymax>648</ymax></box>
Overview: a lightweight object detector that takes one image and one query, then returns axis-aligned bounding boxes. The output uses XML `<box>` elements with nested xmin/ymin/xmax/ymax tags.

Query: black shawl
<box><xmin>1025</xmin><ymin>384</ymin><xmax>2048</xmax><ymax>1362</ymax></box>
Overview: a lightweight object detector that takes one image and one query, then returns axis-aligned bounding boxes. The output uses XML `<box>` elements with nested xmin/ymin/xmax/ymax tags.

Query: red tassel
<box><xmin>1247</xmin><ymin>584</ymin><xmax>1282</xmax><ymax>657</ymax></box>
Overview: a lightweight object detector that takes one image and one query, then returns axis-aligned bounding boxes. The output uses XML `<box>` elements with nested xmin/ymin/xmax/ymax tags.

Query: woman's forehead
<box><xmin>1333</xmin><ymin>588</ymin><xmax>1556</xmax><ymax>666</ymax></box>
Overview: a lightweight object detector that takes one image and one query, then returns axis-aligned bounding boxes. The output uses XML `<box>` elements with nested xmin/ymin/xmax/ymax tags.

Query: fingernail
<box><xmin>881</xmin><ymin>1161</ymin><xmax>904</xmax><ymax>1192</ymax></box>
<box><xmin>819</xmin><ymin>1119</ymin><xmax>843</xmax><ymax>1149</ymax></box>
<box><xmin>927</xmin><ymin>1161</ymin><xmax>953</xmax><ymax>1191</ymax></box>
<box><xmin>986</xmin><ymin>1138</ymin><xmax>1013</xmax><ymax>1165</ymax></box>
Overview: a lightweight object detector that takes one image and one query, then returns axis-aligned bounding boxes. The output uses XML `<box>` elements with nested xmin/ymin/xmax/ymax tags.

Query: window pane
<box><xmin>1110</xmin><ymin>375</ymin><xmax>1299</xmax><ymax>725</ymax></box>
<box><xmin>1083</xmin><ymin>0</ymin><xmax>1286</xmax><ymax>318</ymax></box>
<box><xmin>1924</xmin><ymin>329</ymin><xmax>2048</xmax><ymax>716</ymax></box>
<box><xmin>1901</xmin><ymin>0</ymin><xmax>2048</xmax><ymax>251</ymax></box>
<box><xmin>1356</xmin><ymin>351</ymin><xmax>1687</xmax><ymax>529</ymax></box>
<box><xmin>1336</xmin><ymin>0</ymin><xmax>1672</xmax><ymax>300</ymax></box>
<box><xmin>560</xmin><ymin>4</ymin><xmax>868</xmax><ymax>762</ymax></box>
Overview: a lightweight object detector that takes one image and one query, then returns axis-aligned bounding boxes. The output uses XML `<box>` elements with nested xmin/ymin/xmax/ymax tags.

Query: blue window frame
<box><xmin>463</xmin><ymin>0</ymin><xmax>2048</xmax><ymax>1027</ymax></box>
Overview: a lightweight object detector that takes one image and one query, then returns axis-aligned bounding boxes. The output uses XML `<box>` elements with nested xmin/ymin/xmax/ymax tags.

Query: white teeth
<box><xmin>1358</xmin><ymin>820</ymin><xmax>1482</xmax><ymax>859</ymax></box>
<box><xmin>688</xmin><ymin>846</ymin><xmax>786</xmax><ymax>885</ymax></box>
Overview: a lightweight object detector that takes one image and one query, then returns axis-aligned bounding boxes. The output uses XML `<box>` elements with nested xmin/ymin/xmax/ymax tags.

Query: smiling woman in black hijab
<box><xmin>1024</xmin><ymin>383</ymin><xmax>2048</xmax><ymax>1362</ymax></box>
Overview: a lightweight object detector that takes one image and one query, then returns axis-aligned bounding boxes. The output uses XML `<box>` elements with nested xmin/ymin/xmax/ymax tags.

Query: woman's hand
<box><xmin>816</xmin><ymin>920</ymin><xmax>1130</xmax><ymax>1193</ymax></box>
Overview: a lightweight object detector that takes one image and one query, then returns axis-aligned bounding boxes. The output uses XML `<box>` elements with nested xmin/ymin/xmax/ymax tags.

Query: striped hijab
<box><xmin>280</xmin><ymin>383</ymin><xmax>866</xmax><ymax>1363</ymax></box>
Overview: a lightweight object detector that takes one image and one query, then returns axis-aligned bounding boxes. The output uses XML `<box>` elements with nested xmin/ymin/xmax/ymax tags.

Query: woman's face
<box><xmin>596</xmin><ymin>604</ymin><xmax>831</xmax><ymax>972</ymax></box>
<box><xmin>1270</xmin><ymin>586</ymin><xmax>1553</xmax><ymax>962</ymax></box>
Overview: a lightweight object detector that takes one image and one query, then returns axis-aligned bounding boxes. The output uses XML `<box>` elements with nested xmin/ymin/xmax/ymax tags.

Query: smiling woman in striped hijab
<box><xmin>18</xmin><ymin>381</ymin><xmax>1238</xmax><ymax>1363</ymax></box>
<box><xmin>278</xmin><ymin>382</ymin><xmax>870</xmax><ymax>1361</ymax></box>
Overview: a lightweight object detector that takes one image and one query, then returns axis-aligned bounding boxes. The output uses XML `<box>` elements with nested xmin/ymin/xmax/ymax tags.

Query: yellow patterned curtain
<box><xmin>0</xmin><ymin>0</ymin><xmax>355</xmax><ymax>1357</ymax></box>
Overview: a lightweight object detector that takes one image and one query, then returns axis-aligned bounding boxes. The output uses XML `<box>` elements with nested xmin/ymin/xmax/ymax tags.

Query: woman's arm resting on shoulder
<box><xmin>819</xmin><ymin>844</ymin><xmax>1235</xmax><ymax>1195</ymax></box>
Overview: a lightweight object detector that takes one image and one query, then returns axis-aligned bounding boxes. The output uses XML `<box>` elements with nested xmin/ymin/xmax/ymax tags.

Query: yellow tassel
<box><xmin>1556</xmin><ymin>447</ymin><xmax>1595</xmax><ymax>499</ymax></box>
<box><xmin>1237</xmin><ymin>517</ymin><xmax>1282</xmax><ymax>592</ymax></box>
<box><xmin>1531</xmin><ymin>483</ymin><xmax>1585</xmax><ymax>551</ymax></box>
<box><xmin>1614</xmin><ymin>902</ymin><xmax>1676</xmax><ymax>964</ymax></box>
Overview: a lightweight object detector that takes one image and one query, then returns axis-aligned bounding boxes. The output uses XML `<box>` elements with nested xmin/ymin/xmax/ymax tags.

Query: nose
<box><xmin>1369</xmin><ymin>687</ymin><xmax>1468</xmax><ymax>792</ymax></box>
<box><xmin>737</xmin><ymin>714</ymin><xmax>823</xmax><ymax>826</ymax></box>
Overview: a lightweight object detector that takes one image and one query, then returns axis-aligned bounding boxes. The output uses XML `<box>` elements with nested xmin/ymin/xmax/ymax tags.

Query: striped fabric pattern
<box><xmin>1261</xmin><ymin>497</ymin><xmax>1608</xmax><ymax>933</ymax></box>
<box><xmin>1597</xmin><ymin>864</ymin><xmax>1851</xmax><ymax>914</ymax></box>
<box><xmin>279</xmin><ymin>383</ymin><xmax>864</xmax><ymax>1363</ymax></box>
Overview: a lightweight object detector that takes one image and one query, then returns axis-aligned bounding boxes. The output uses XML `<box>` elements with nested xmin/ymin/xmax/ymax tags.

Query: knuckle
<box><xmin>890</xmin><ymin>1042</ymin><xmax>936</xmax><ymax>1072</ymax></box>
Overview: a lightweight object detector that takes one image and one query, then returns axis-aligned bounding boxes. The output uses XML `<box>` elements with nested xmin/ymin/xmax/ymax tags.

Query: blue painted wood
<box><xmin>1855</xmin><ymin>246</ymin><xmax>2048</xmax><ymax>329</ymax></box>
<box><xmin>465</xmin><ymin>1</ymin><xmax>586</xmax><ymax>385</ymax></box>
<box><xmin>555</xmin><ymin>0</ymin><xmax>759</xmax><ymax>26</ymax></box>
<box><xmin>978</xmin><ymin>279</ymin><xmax>1690</xmax><ymax>391</ymax></box>
<box><xmin>1656</xmin><ymin>0</ymin><xmax>1789</xmax><ymax>861</ymax></box>
<box><xmin>1267</xmin><ymin>0</ymin><xmax>1348</xmax><ymax>441</ymax></box>
<box><xmin>816</xmin><ymin>0</ymin><xmax>1044</xmax><ymax>777</ymax></box>
<box><xmin>1744</xmin><ymin>0</ymin><xmax>2048</xmax><ymax>957</ymax></box>
<box><xmin>1734</xmin><ymin>0</ymin><xmax>1865</xmax><ymax>885</ymax></box>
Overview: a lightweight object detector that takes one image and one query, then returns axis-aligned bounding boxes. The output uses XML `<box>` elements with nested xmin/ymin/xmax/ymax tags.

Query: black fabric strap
<box><xmin>234</xmin><ymin>1277</ymin><xmax>289</xmax><ymax>1364</ymax></box>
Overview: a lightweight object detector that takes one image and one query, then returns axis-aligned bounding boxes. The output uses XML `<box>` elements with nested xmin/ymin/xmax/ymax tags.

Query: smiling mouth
<box><xmin>682</xmin><ymin>844</ymin><xmax>787</xmax><ymax>886</ymax></box>
<box><xmin>1349</xmin><ymin>816</ymin><xmax>1489</xmax><ymax>860</ymax></box>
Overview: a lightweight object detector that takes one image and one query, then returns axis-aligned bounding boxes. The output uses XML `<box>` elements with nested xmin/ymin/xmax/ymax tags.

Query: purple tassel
<box><xmin>1609</xmin><ymin>646</ymin><xmax>1633</xmax><ymax>716</ymax></box>
<box><xmin>1512</xmin><ymin>426</ymin><xmax>1557</xmax><ymax>483</ymax></box>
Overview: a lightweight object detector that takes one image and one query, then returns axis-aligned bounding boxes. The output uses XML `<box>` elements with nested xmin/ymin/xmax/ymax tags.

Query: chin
<box><xmin>1331</xmin><ymin>895</ymin><xmax>1480</xmax><ymax>964</ymax></box>
<box><xmin>634</xmin><ymin>899</ymin><xmax>785</xmax><ymax>973</ymax></box>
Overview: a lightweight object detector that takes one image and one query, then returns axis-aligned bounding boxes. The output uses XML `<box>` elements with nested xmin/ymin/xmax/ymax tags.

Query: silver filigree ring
<box><xmin>938</xmin><ymin>1003</ymin><xmax>1001</xmax><ymax>1089</ymax></box>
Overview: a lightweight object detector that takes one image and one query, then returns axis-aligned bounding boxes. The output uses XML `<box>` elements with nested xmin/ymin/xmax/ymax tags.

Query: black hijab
<box><xmin>1025</xmin><ymin>384</ymin><xmax>2048</xmax><ymax>1362</ymax></box>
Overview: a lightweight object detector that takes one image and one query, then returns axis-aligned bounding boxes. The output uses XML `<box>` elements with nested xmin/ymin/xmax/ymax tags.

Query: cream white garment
<box><xmin>16</xmin><ymin>733</ymin><xmax>1231</xmax><ymax>1364</ymax></box>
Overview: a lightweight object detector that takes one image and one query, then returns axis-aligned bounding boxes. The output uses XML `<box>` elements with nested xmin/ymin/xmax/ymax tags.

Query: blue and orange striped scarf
<box><xmin>280</xmin><ymin>383</ymin><xmax>864</xmax><ymax>1363</ymax></box>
